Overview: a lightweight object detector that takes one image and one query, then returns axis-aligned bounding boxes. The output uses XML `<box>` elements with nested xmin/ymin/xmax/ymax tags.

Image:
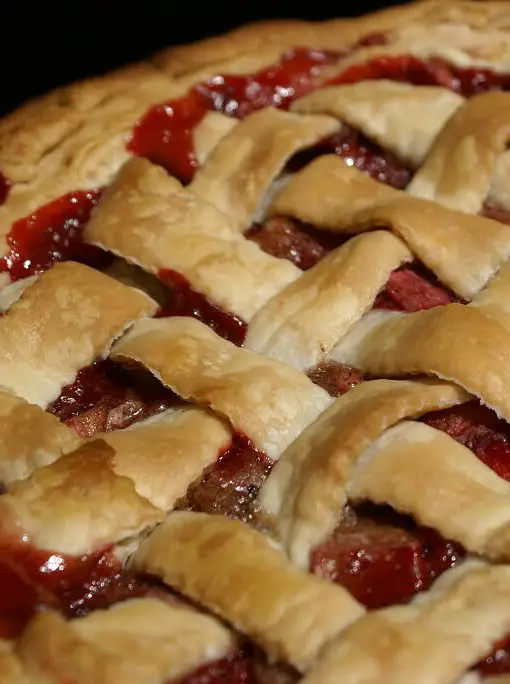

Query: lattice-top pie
<box><xmin>4</xmin><ymin>0</ymin><xmax>510</xmax><ymax>681</ymax></box>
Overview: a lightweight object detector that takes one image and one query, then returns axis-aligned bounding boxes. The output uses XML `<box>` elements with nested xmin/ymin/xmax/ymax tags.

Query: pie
<box><xmin>4</xmin><ymin>0</ymin><xmax>510</xmax><ymax>681</ymax></box>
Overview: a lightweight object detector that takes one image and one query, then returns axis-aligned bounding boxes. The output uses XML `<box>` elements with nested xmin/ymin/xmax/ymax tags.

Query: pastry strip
<box><xmin>190</xmin><ymin>107</ymin><xmax>339</xmax><ymax>226</ymax></box>
<box><xmin>331</xmin><ymin>303</ymin><xmax>510</xmax><ymax>421</ymax></box>
<box><xmin>292</xmin><ymin>81</ymin><xmax>463</xmax><ymax>167</ymax></box>
<box><xmin>0</xmin><ymin>262</ymin><xmax>157</xmax><ymax>407</ymax></box>
<box><xmin>111</xmin><ymin>317</ymin><xmax>333</xmax><ymax>458</ymax></box>
<box><xmin>102</xmin><ymin>407</ymin><xmax>231</xmax><ymax>510</ymax></box>
<box><xmin>85</xmin><ymin>158</ymin><xmax>300</xmax><ymax>321</ymax></box>
<box><xmin>244</xmin><ymin>231</ymin><xmax>412</xmax><ymax>369</ymax></box>
<box><xmin>0</xmin><ymin>440</ymin><xmax>162</xmax><ymax>555</ymax></box>
<box><xmin>408</xmin><ymin>91</ymin><xmax>510</xmax><ymax>213</ymax></box>
<box><xmin>132</xmin><ymin>511</ymin><xmax>365</xmax><ymax>672</ymax></box>
<box><xmin>0</xmin><ymin>389</ymin><xmax>79</xmax><ymax>487</ymax></box>
<box><xmin>269</xmin><ymin>156</ymin><xmax>510</xmax><ymax>299</ymax></box>
<box><xmin>18</xmin><ymin>598</ymin><xmax>235</xmax><ymax>684</ymax></box>
<box><xmin>303</xmin><ymin>562</ymin><xmax>510</xmax><ymax>684</ymax></box>
<box><xmin>259</xmin><ymin>378</ymin><xmax>469</xmax><ymax>566</ymax></box>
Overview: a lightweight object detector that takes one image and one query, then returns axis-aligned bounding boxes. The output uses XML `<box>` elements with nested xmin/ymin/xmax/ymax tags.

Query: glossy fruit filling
<box><xmin>0</xmin><ymin>543</ymin><xmax>119</xmax><ymax>637</ymax></box>
<box><xmin>48</xmin><ymin>360</ymin><xmax>181</xmax><ymax>438</ymax></box>
<box><xmin>329</xmin><ymin>54</ymin><xmax>510</xmax><ymax>96</ymax></box>
<box><xmin>158</xmin><ymin>269</ymin><xmax>247</xmax><ymax>346</ymax></box>
<box><xmin>0</xmin><ymin>190</ymin><xmax>111</xmax><ymax>281</ymax></box>
<box><xmin>0</xmin><ymin>172</ymin><xmax>10</xmax><ymax>205</ymax></box>
<box><xmin>1</xmin><ymin>44</ymin><xmax>510</xmax><ymax>679</ymax></box>
<box><xmin>310</xmin><ymin>505</ymin><xmax>464</xmax><ymax>610</ymax></box>
<box><xmin>178</xmin><ymin>434</ymin><xmax>274</xmax><ymax>527</ymax></box>
<box><xmin>128</xmin><ymin>48</ymin><xmax>341</xmax><ymax>184</ymax></box>
<box><xmin>286</xmin><ymin>126</ymin><xmax>412</xmax><ymax>189</ymax></box>
<box><xmin>249</xmin><ymin>215</ymin><xmax>457</xmax><ymax>315</ymax></box>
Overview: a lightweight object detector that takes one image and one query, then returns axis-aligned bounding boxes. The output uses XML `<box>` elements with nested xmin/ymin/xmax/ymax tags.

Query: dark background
<box><xmin>2</xmin><ymin>1</ymin><xmax>406</xmax><ymax>116</ymax></box>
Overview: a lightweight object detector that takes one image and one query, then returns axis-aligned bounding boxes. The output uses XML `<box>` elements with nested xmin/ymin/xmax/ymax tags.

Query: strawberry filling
<box><xmin>328</xmin><ymin>54</ymin><xmax>510</xmax><ymax>96</ymax></box>
<box><xmin>286</xmin><ymin>126</ymin><xmax>411</xmax><ymax>189</ymax></box>
<box><xmin>157</xmin><ymin>269</ymin><xmax>248</xmax><ymax>346</ymax></box>
<box><xmin>310</xmin><ymin>505</ymin><xmax>464</xmax><ymax>609</ymax></box>
<box><xmin>128</xmin><ymin>48</ymin><xmax>342</xmax><ymax>184</ymax></box>
<box><xmin>0</xmin><ymin>43</ymin><xmax>509</xmax><ymax>677</ymax></box>
<box><xmin>0</xmin><ymin>189</ymin><xmax>110</xmax><ymax>281</ymax></box>
<box><xmin>0</xmin><ymin>172</ymin><xmax>10</xmax><ymax>206</ymax></box>
<box><xmin>48</xmin><ymin>360</ymin><xmax>180</xmax><ymax>438</ymax></box>
<box><xmin>0</xmin><ymin>543</ymin><xmax>119</xmax><ymax>637</ymax></box>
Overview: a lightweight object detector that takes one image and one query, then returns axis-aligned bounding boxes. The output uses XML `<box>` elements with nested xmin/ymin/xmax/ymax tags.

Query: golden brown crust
<box><xmin>102</xmin><ymin>407</ymin><xmax>231</xmax><ymax>510</ymax></box>
<box><xmin>18</xmin><ymin>598</ymin><xmax>235</xmax><ymax>684</ymax></box>
<box><xmin>270</xmin><ymin>156</ymin><xmax>510</xmax><ymax>299</ymax></box>
<box><xmin>259</xmin><ymin>379</ymin><xmax>469</xmax><ymax>567</ymax></box>
<box><xmin>0</xmin><ymin>262</ymin><xmax>156</xmax><ymax>408</ymax></box>
<box><xmin>111</xmin><ymin>317</ymin><xmax>332</xmax><ymax>458</ymax></box>
<box><xmin>0</xmin><ymin>65</ymin><xmax>179</xmax><ymax>240</ymax></box>
<box><xmin>0</xmin><ymin>639</ymin><xmax>27</xmax><ymax>684</ymax></box>
<box><xmin>244</xmin><ymin>231</ymin><xmax>412</xmax><ymax>370</ymax></box>
<box><xmin>152</xmin><ymin>1</ymin><xmax>510</xmax><ymax>78</ymax></box>
<box><xmin>132</xmin><ymin>511</ymin><xmax>365</xmax><ymax>672</ymax></box>
<box><xmin>189</xmin><ymin>108</ymin><xmax>339</xmax><ymax>226</ymax></box>
<box><xmin>0</xmin><ymin>389</ymin><xmax>79</xmax><ymax>487</ymax></box>
<box><xmin>1</xmin><ymin>0</ymin><xmax>507</xmax><ymax>244</ymax></box>
<box><xmin>331</xmin><ymin>303</ymin><xmax>510</xmax><ymax>420</ymax></box>
<box><xmin>303</xmin><ymin>561</ymin><xmax>510</xmax><ymax>684</ymax></box>
<box><xmin>348</xmin><ymin>420</ymin><xmax>510</xmax><ymax>562</ymax></box>
<box><xmin>408</xmin><ymin>92</ymin><xmax>510</xmax><ymax>213</ymax></box>
<box><xmin>292</xmin><ymin>82</ymin><xmax>463</xmax><ymax>168</ymax></box>
<box><xmin>0</xmin><ymin>440</ymin><xmax>162</xmax><ymax>555</ymax></box>
<box><xmin>2</xmin><ymin>1</ymin><xmax>510</xmax><ymax>674</ymax></box>
<box><xmin>85</xmin><ymin>157</ymin><xmax>300</xmax><ymax>320</ymax></box>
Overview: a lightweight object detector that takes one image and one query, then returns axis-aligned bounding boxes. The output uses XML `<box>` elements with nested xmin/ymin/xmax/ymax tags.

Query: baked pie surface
<box><xmin>4</xmin><ymin>0</ymin><xmax>510</xmax><ymax>681</ymax></box>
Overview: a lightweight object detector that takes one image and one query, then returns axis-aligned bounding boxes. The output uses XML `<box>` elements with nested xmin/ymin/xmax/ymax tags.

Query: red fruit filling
<box><xmin>0</xmin><ymin>543</ymin><xmax>119</xmax><ymax>637</ymax></box>
<box><xmin>373</xmin><ymin>263</ymin><xmax>458</xmax><ymax>312</ymax></box>
<box><xmin>329</xmin><ymin>54</ymin><xmax>510</xmax><ymax>96</ymax></box>
<box><xmin>157</xmin><ymin>269</ymin><xmax>247</xmax><ymax>346</ymax></box>
<box><xmin>48</xmin><ymin>360</ymin><xmax>180</xmax><ymax>438</ymax></box>
<box><xmin>0</xmin><ymin>190</ymin><xmax>110</xmax><ymax>282</ymax></box>
<box><xmin>286</xmin><ymin>126</ymin><xmax>411</xmax><ymax>189</ymax></box>
<box><xmin>178</xmin><ymin>434</ymin><xmax>274</xmax><ymax>527</ymax></box>
<box><xmin>128</xmin><ymin>48</ymin><xmax>341</xmax><ymax>183</ymax></box>
<box><xmin>307</xmin><ymin>361</ymin><xmax>365</xmax><ymax>397</ymax></box>
<box><xmin>310</xmin><ymin>505</ymin><xmax>464</xmax><ymax>609</ymax></box>
<box><xmin>0</xmin><ymin>172</ymin><xmax>10</xmax><ymax>205</ymax></box>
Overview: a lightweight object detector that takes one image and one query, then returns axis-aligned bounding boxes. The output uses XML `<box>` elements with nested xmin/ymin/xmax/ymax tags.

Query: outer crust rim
<box><xmin>1</xmin><ymin>0</ymin><xmax>507</xmax><ymax>152</ymax></box>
